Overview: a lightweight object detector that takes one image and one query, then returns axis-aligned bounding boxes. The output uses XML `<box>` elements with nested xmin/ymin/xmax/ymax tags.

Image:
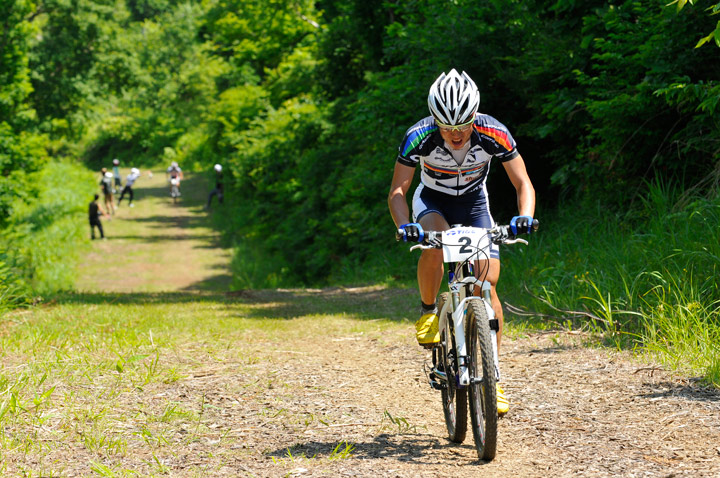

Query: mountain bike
<box><xmin>398</xmin><ymin>221</ymin><xmax>538</xmax><ymax>461</ymax></box>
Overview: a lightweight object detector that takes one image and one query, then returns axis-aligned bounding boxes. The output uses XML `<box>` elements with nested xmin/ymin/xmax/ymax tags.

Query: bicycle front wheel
<box><xmin>438</xmin><ymin>292</ymin><xmax>467</xmax><ymax>443</ymax></box>
<box><xmin>466</xmin><ymin>299</ymin><xmax>498</xmax><ymax>461</ymax></box>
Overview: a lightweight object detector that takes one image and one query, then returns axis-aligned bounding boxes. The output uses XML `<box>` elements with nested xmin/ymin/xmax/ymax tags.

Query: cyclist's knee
<box><xmin>419</xmin><ymin>212</ymin><xmax>449</xmax><ymax>231</ymax></box>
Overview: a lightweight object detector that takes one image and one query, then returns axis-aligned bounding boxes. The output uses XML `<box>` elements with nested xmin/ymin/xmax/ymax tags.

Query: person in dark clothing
<box><xmin>206</xmin><ymin>163</ymin><xmax>224</xmax><ymax>208</ymax></box>
<box><xmin>89</xmin><ymin>194</ymin><xmax>108</xmax><ymax>239</ymax></box>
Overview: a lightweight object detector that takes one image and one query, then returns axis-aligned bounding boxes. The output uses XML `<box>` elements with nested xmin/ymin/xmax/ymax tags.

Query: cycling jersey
<box><xmin>396</xmin><ymin>113</ymin><xmax>519</xmax><ymax>196</ymax></box>
<box><xmin>167</xmin><ymin>166</ymin><xmax>182</xmax><ymax>178</ymax></box>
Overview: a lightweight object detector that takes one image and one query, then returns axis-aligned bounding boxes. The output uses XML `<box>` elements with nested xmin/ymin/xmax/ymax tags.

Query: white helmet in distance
<box><xmin>427</xmin><ymin>69</ymin><xmax>480</xmax><ymax>125</ymax></box>
<box><xmin>214</xmin><ymin>164</ymin><xmax>222</xmax><ymax>172</ymax></box>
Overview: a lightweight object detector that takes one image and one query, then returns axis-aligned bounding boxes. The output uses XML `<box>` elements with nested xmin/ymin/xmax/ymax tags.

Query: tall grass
<box><xmin>0</xmin><ymin>256</ymin><xmax>30</xmax><ymax>314</ymax></box>
<box><xmin>500</xmin><ymin>179</ymin><xmax>720</xmax><ymax>384</ymax></box>
<box><xmin>0</xmin><ymin>160</ymin><xmax>95</xmax><ymax>309</ymax></box>
<box><xmin>210</xmin><ymin>175</ymin><xmax>720</xmax><ymax>384</ymax></box>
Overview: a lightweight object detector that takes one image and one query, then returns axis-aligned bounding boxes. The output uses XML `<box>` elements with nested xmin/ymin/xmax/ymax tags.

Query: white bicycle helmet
<box><xmin>214</xmin><ymin>164</ymin><xmax>222</xmax><ymax>172</ymax></box>
<box><xmin>427</xmin><ymin>69</ymin><xmax>480</xmax><ymax>125</ymax></box>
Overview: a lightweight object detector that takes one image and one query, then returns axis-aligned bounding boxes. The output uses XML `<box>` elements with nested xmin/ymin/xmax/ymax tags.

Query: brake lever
<box><xmin>504</xmin><ymin>237</ymin><xmax>528</xmax><ymax>245</ymax></box>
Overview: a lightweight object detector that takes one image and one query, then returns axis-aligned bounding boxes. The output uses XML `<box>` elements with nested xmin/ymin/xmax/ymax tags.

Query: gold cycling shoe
<box><xmin>415</xmin><ymin>313</ymin><xmax>439</xmax><ymax>348</ymax></box>
<box><xmin>497</xmin><ymin>384</ymin><xmax>509</xmax><ymax>416</ymax></box>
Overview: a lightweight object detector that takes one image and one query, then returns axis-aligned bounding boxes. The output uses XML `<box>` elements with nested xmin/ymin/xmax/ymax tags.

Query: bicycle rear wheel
<box><xmin>438</xmin><ymin>292</ymin><xmax>467</xmax><ymax>443</ymax></box>
<box><xmin>466</xmin><ymin>299</ymin><xmax>497</xmax><ymax>461</ymax></box>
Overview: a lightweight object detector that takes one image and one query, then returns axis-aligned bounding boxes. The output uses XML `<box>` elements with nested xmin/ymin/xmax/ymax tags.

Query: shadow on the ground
<box><xmin>102</xmin><ymin>233</ymin><xmax>224</xmax><ymax>245</ymax></box>
<box><xmin>53</xmin><ymin>290</ymin><xmax>230</xmax><ymax>305</ymax></box>
<box><xmin>223</xmin><ymin>287</ymin><xmax>416</xmax><ymax>321</ymax></box>
<box><xmin>268</xmin><ymin>434</ymin><xmax>489</xmax><ymax>465</ymax></box>
<box><xmin>102</xmin><ymin>171</ymin><xmax>232</xmax><ymax>258</ymax></box>
<box><xmin>638</xmin><ymin>379</ymin><xmax>720</xmax><ymax>403</ymax></box>
<box><xmin>51</xmin><ymin>286</ymin><xmax>417</xmax><ymax>322</ymax></box>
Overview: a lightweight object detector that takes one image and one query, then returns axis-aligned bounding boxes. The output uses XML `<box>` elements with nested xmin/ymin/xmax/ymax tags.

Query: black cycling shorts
<box><xmin>411</xmin><ymin>183</ymin><xmax>499</xmax><ymax>259</ymax></box>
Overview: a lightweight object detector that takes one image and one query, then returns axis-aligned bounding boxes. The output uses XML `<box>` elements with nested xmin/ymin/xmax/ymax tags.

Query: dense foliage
<box><xmin>2</xmin><ymin>0</ymin><xmax>720</xmax><ymax>364</ymax></box>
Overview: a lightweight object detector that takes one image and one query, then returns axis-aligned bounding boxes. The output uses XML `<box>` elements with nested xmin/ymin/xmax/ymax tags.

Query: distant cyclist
<box><xmin>166</xmin><ymin>161</ymin><xmax>183</xmax><ymax>197</ymax></box>
<box><xmin>388</xmin><ymin>69</ymin><xmax>536</xmax><ymax>416</ymax></box>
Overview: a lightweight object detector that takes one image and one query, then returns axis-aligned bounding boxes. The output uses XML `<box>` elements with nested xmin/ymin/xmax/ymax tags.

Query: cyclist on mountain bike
<box><xmin>388</xmin><ymin>69</ymin><xmax>536</xmax><ymax>415</ymax></box>
<box><xmin>166</xmin><ymin>161</ymin><xmax>183</xmax><ymax>196</ymax></box>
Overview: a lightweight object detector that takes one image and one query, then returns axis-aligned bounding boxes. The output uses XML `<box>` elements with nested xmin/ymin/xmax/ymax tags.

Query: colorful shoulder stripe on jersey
<box><xmin>401</xmin><ymin>125</ymin><xmax>437</xmax><ymax>157</ymax></box>
<box><xmin>474</xmin><ymin>125</ymin><xmax>513</xmax><ymax>151</ymax></box>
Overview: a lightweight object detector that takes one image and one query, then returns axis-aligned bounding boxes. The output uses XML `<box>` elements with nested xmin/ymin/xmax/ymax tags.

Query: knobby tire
<box><xmin>466</xmin><ymin>299</ymin><xmax>498</xmax><ymax>461</ymax></box>
<box><xmin>438</xmin><ymin>292</ymin><xmax>467</xmax><ymax>443</ymax></box>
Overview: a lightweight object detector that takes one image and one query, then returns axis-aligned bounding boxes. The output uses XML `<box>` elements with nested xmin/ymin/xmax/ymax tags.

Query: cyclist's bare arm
<box><xmin>502</xmin><ymin>154</ymin><xmax>535</xmax><ymax>217</ymax></box>
<box><xmin>388</xmin><ymin>162</ymin><xmax>415</xmax><ymax>228</ymax></box>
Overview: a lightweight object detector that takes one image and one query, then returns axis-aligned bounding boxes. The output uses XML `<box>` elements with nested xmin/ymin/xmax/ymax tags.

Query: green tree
<box><xmin>0</xmin><ymin>0</ymin><xmax>48</xmax><ymax>225</ymax></box>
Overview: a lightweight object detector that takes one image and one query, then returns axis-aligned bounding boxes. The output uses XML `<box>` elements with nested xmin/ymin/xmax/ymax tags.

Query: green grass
<box><xmin>499</xmin><ymin>180</ymin><xmax>720</xmax><ymax>385</ymax></box>
<box><xmin>0</xmin><ymin>160</ymin><xmax>97</xmax><ymax>315</ymax></box>
<box><xmin>0</xmin><ymin>288</ymin><xmax>415</xmax><ymax>476</ymax></box>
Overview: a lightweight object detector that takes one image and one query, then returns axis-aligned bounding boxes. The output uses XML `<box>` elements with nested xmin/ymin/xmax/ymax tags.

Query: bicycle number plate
<box><xmin>441</xmin><ymin>227</ymin><xmax>491</xmax><ymax>263</ymax></box>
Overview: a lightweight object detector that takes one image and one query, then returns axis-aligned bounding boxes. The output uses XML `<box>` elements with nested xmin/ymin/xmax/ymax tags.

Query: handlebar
<box><xmin>395</xmin><ymin>219</ymin><xmax>539</xmax><ymax>249</ymax></box>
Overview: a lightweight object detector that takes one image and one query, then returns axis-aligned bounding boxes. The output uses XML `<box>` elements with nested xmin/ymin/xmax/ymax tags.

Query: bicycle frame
<box><xmin>407</xmin><ymin>223</ymin><xmax>531</xmax><ymax>391</ymax></box>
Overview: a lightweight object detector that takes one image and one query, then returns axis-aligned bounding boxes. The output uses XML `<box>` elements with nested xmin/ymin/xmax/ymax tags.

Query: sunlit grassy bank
<box><xmin>500</xmin><ymin>182</ymin><xmax>720</xmax><ymax>385</ymax></box>
<box><xmin>1</xmin><ymin>161</ymin><xmax>95</xmax><ymax>311</ymax></box>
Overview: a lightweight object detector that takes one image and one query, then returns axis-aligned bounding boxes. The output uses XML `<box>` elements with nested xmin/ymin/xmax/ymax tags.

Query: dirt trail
<box><xmin>221</xmin><ymin>289</ymin><xmax>720</xmax><ymax>478</ymax></box>
<box><xmin>71</xmin><ymin>171</ymin><xmax>720</xmax><ymax>477</ymax></box>
<box><xmin>75</xmin><ymin>168</ymin><xmax>232</xmax><ymax>292</ymax></box>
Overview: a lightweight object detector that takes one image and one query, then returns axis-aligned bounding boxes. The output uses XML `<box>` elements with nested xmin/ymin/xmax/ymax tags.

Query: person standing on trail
<box><xmin>117</xmin><ymin>168</ymin><xmax>141</xmax><ymax>207</ymax></box>
<box><xmin>112</xmin><ymin>158</ymin><xmax>122</xmax><ymax>193</ymax></box>
<box><xmin>388</xmin><ymin>69</ymin><xmax>536</xmax><ymax>416</ymax></box>
<box><xmin>100</xmin><ymin>168</ymin><xmax>116</xmax><ymax>215</ymax></box>
<box><xmin>89</xmin><ymin>194</ymin><xmax>108</xmax><ymax>240</ymax></box>
<box><xmin>206</xmin><ymin>163</ymin><xmax>224</xmax><ymax>209</ymax></box>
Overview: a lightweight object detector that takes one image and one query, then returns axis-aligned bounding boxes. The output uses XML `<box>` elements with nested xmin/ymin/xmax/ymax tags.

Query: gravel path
<box><xmin>228</xmin><ymin>326</ymin><xmax>720</xmax><ymax>477</ymax></box>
